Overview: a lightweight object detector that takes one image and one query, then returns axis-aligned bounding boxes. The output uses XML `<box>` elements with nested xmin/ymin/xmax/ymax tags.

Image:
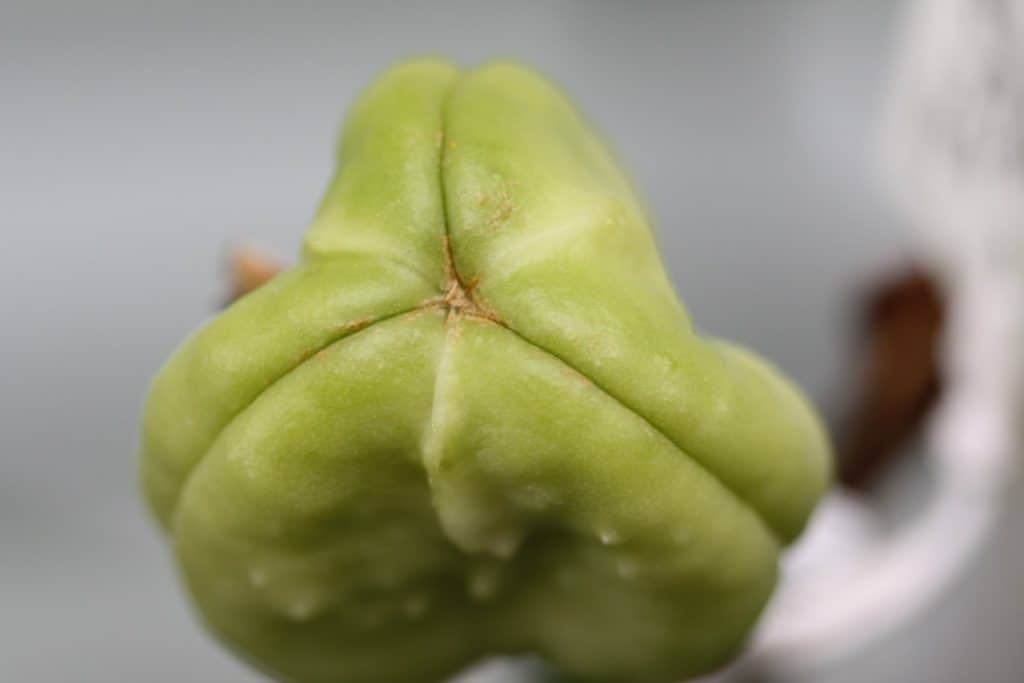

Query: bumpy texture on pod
<box><xmin>141</xmin><ymin>60</ymin><xmax>831</xmax><ymax>683</ymax></box>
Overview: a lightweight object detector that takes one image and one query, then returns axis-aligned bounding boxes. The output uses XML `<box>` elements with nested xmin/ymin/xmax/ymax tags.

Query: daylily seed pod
<box><xmin>141</xmin><ymin>60</ymin><xmax>831</xmax><ymax>683</ymax></box>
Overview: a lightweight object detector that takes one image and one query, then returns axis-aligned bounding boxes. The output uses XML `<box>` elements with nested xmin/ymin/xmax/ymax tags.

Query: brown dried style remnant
<box><xmin>225</xmin><ymin>246</ymin><xmax>284</xmax><ymax>305</ymax></box>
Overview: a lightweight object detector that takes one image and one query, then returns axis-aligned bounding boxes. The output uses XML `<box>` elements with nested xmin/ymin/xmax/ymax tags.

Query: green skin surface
<box><xmin>141</xmin><ymin>60</ymin><xmax>832</xmax><ymax>683</ymax></box>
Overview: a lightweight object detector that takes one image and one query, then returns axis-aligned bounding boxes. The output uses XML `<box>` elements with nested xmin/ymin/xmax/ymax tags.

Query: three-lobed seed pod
<box><xmin>141</xmin><ymin>60</ymin><xmax>831</xmax><ymax>683</ymax></box>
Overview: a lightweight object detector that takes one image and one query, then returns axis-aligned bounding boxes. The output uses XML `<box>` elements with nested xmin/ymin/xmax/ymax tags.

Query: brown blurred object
<box><xmin>225</xmin><ymin>245</ymin><xmax>284</xmax><ymax>305</ymax></box>
<box><xmin>838</xmin><ymin>268</ymin><xmax>946</xmax><ymax>489</ymax></box>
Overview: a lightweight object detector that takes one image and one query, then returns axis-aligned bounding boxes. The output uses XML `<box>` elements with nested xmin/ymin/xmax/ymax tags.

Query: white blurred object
<box><xmin>885</xmin><ymin>0</ymin><xmax>1024</xmax><ymax>441</ymax></box>
<box><xmin>743</xmin><ymin>0</ymin><xmax>1024</xmax><ymax>676</ymax></box>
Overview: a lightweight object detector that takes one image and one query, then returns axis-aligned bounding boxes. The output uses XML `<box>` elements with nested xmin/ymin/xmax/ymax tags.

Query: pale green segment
<box><xmin>442</xmin><ymin>62</ymin><xmax>831</xmax><ymax>541</ymax></box>
<box><xmin>303</xmin><ymin>59</ymin><xmax>458</xmax><ymax>288</ymax></box>
<box><xmin>141</xmin><ymin>254</ymin><xmax>436</xmax><ymax>528</ymax></box>
<box><xmin>172</xmin><ymin>312</ymin><xmax>485</xmax><ymax>683</ymax></box>
<box><xmin>426</xmin><ymin>319</ymin><xmax>779</xmax><ymax>681</ymax></box>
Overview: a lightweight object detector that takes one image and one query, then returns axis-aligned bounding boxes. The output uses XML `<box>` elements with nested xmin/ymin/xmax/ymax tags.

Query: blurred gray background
<box><xmin>3</xmin><ymin>1</ymin><xmax>1023</xmax><ymax>681</ymax></box>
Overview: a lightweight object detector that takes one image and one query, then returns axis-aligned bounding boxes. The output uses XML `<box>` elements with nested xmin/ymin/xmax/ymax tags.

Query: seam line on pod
<box><xmin>168</xmin><ymin>302</ymin><xmax>438</xmax><ymax>527</ymax></box>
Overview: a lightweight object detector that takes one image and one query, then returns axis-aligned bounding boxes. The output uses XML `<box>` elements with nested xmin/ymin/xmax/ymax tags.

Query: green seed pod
<box><xmin>141</xmin><ymin>59</ymin><xmax>831</xmax><ymax>683</ymax></box>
